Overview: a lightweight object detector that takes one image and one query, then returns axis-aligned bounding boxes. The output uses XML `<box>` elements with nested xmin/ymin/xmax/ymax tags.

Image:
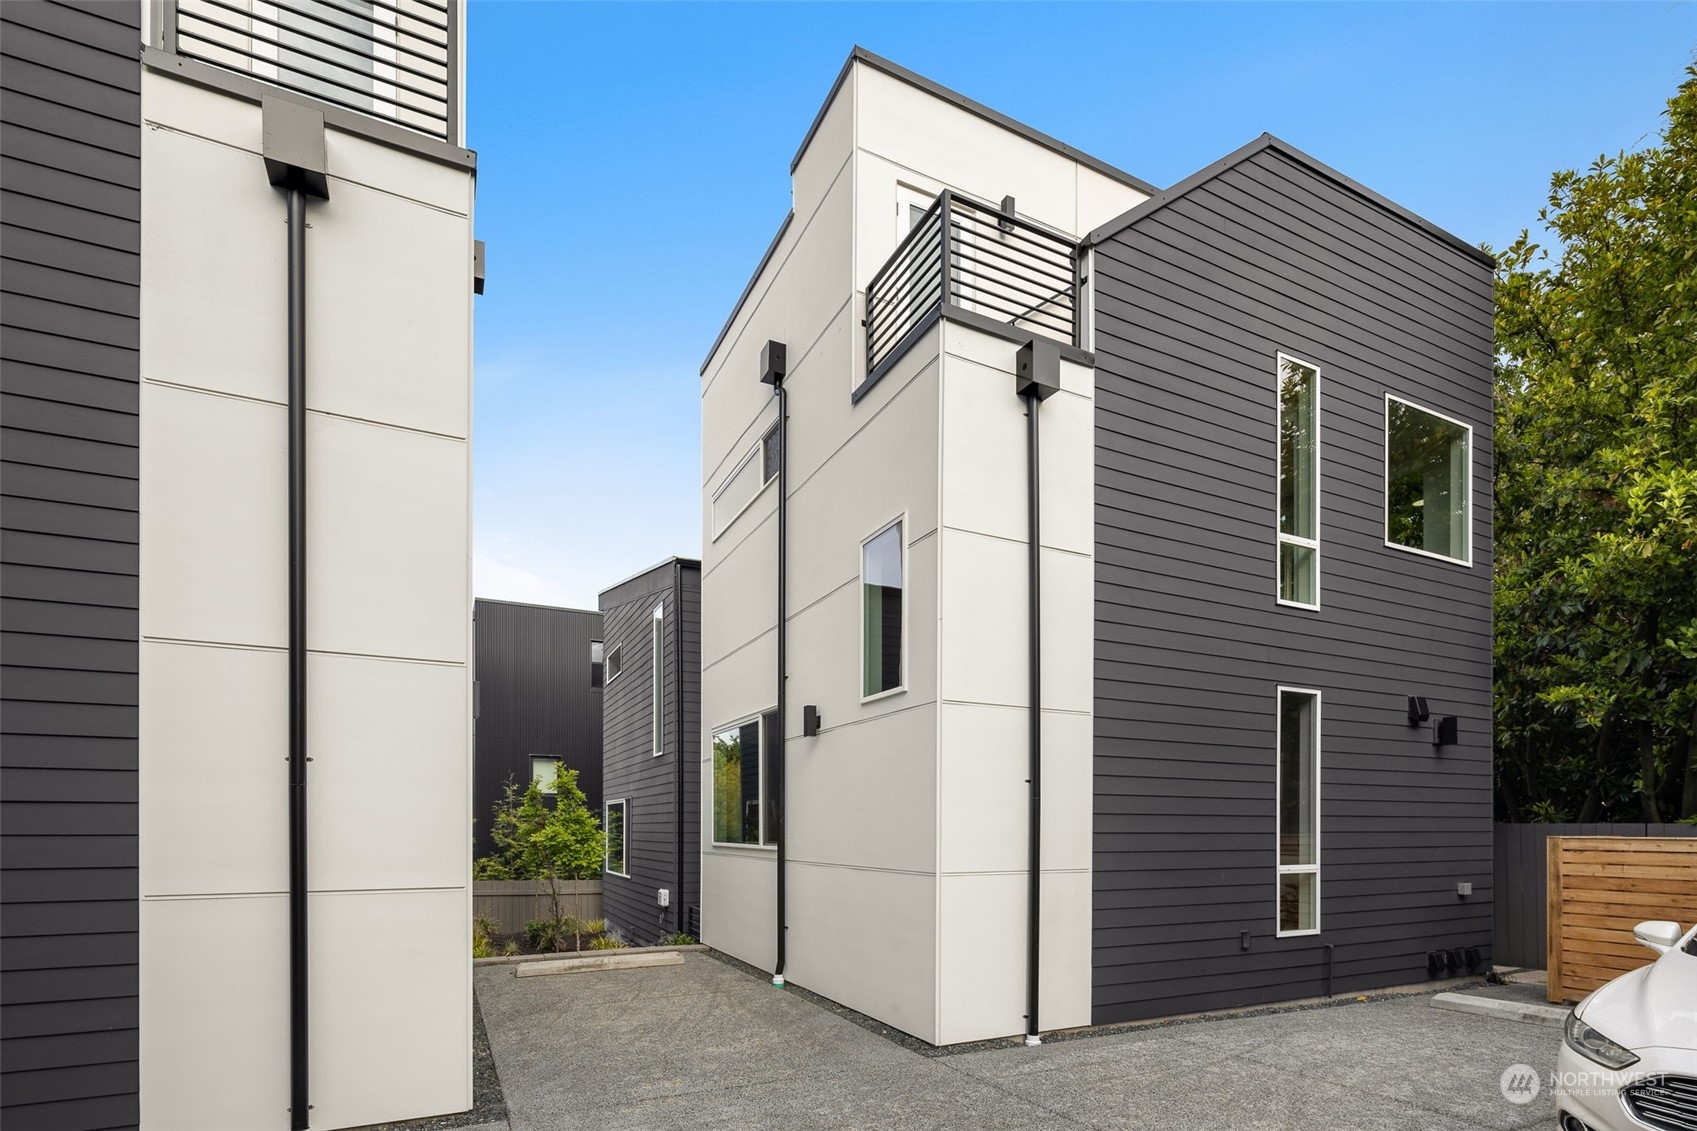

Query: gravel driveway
<box><xmin>474</xmin><ymin>952</ymin><xmax>1558</xmax><ymax>1130</ymax></box>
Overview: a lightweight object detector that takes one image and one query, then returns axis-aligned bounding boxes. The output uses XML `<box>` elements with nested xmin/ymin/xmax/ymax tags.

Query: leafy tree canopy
<box><xmin>1493</xmin><ymin>64</ymin><xmax>1697</xmax><ymax>823</ymax></box>
<box><xmin>474</xmin><ymin>765</ymin><xmax>605</xmax><ymax>881</ymax></box>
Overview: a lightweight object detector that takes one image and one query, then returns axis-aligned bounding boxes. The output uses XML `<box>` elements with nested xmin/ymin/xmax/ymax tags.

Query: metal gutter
<box><xmin>1083</xmin><ymin>133</ymin><xmax>1495</xmax><ymax>269</ymax></box>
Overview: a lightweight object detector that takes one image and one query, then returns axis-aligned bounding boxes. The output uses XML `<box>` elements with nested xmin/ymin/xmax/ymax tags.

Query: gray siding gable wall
<box><xmin>1</xmin><ymin>2</ymin><xmax>143</xmax><ymax>1126</ymax></box>
<box><xmin>472</xmin><ymin>600</ymin><xmax>604</xmax><ymax>861</ymax></box>
<box><xmin>1089</xmin><ymin>144</ymin><xmax>1495</xmax><ymax>1023</ymax></box>
<box><xmin>599</xmin><ymin>560</ymin><xmax>700</xmax><ymax>947</ymax></box>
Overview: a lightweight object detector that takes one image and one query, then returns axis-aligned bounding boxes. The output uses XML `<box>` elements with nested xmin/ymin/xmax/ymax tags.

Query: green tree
<box><xmin>1493</xmin><ymin>65</ymin><xmax>1697</xmax><ymax>823</ymax></box>
<box><xmin>474</xmin><ymin>765</ymin><xmax>605</xmax><ymax>885</ymax></box>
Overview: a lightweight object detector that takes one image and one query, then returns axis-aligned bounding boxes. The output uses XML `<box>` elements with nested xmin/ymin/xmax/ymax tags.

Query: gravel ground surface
<box><xmin>476</xmin><ymin>950</ymin><xmax>1561</xmax><ymax>1130</ymax></box>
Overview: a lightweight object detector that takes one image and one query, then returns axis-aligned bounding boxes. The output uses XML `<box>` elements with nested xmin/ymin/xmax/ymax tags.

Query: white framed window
<box><xmin>530</xmin><ymin>756</ymin><xmax>562</xmax><ymax>795</ymax></box>
<box><xmin>1385</xmin><ymin>394</ymin><xmax>1472</xmax><ymax>566</ymax></box>
<box><xmin>604</xmin><ymin>644</ymin><xmax>622</xmax><ymax>685</ymax></box>
<box><xmin>710</xmin><ymin>417</ymin><xmax>779</xmax><ymax>541</ymax></box>
<box><xmin>1275</xmin><ymin>687</ymin><xmax>1321</xmax><ymax>937</ymax></box>
<box><xmin>711</xmin><ymin>714</ymin><xmax>778</xmax><ymax>848</ymax></box>
<box><xmin>861</xmin><ymin>517</ymin><xmax>906</xmax><ymax>701</ymax></box>
<box><xmin>1276</xmin><ymin>354</ymin><xmax>1320</xmax><ymax>609</ymax></box>
<box><xmin>895</xmin><ymin>183</ymin><xmax>934</xmax><ymax>241</ymax></box>
<box><xmin>651</xmin><ymin>603</ymin><xmax>664</xmax><ymax>757</ymax></box>
<box><xmin>590</xmin><ymin>640</ymin><xmax>604</xmax><ymax>689</ymax></box>
<box><xmin>604</xmin><ymin>799</ymin><xmax>628</xmax><ymax>877</ymax></box>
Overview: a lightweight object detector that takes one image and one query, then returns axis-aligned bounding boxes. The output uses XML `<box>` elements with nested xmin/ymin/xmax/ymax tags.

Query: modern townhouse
<box><xmin>2</xmin><ymin>1</ymin><xmax>477</xmax><ymax>1127</ymax></box>
<box><xmin>598</xmin><ymin>557</ymin><xmax>702</xmax><ymax>946</ymax></box>
<box><xmin>472</xmin><ymin>599</ymin><xmax>604</xmax><ymax>860</ymax></box>
<box><xmin>698</xmin><ymin>47</ymin><xmax>1493</xmax><ymax>1046</ymax></box>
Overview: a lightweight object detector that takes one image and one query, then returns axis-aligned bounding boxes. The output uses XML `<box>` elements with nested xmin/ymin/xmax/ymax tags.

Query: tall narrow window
<box><xmin>862</xmin><ymin>520</ymin><xmax>904</xmax><ymax>698</ymax></box>
<box><xmin>604</xmin><ymin>800</ymin><xmax>628</xmax><ymax>876</ymax></box>
<box><xmin>605</xmin><ymin>645</ymin><xmax>622</xmax><ymax>684</ymax></box>
<box><xmin>761</xmin><ymin>421</ymin><xmax>781</xmax><ymax>484</ymax></box>
<box><xmin>590</xmin><ymin>640</ymin><xmax>604</xmax><ymax>690</ymax></box>
<box><xmin>1385</xmin><ymin>395</ymin><xmax>1472</xmax><ymax>565</ymax></box>
<box><xmin>1276</xmin><ymin>688</ymin><xmax>1320</xmax><ymax>935</ymax></box>
<box><xmin>1276</xmin><ymin>355</ymin><xmax>1320</xmax><ymax>608</ymax></box>
<box><xmin>712</xmin><ymin>719</ymin><xmax>763</xmax><ymax>845</ymax></box>
<box><xmin>650</xmin><ymin>604</ymin><xmax>664</xmax><ymax>756</ymax></box>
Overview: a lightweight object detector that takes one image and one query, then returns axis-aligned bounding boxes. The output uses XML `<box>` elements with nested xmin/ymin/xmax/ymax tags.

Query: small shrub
<box><xmin>659</xmin><ymin>933</ymin><xmax>698</xmax><ymax>947</ymax></box>
<box><xmin>471</xmin><ymin>914</ymin><xmax>500</xmax><ymax>958</ymax></box>
<box><xmin>588</xmin><ymin>934</ymin><xmax>626</xmax><ymax>950</ymax></box>
<box><xmin>524</xmin><ymin>918</ymin><xmax>562</xmax><ymax>952</ymax></box>
<box><xmin>502</xmin><ymin>940</ymin><xmax>521</xmax><ymax>957</ymax></box>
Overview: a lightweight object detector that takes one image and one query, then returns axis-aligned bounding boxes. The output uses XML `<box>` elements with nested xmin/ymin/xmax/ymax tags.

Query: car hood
<box><xmin>1578</xmin><ymin>934</ymin><xmax>1697</xmax><ymax>1052</ymax></box>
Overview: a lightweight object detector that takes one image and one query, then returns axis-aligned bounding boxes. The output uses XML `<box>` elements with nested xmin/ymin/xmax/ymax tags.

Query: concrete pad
<box><xmin>512</xmin><ymin>952</ymin><xmax>684</xmax><ymax>977</ymax></box>
<box><xmin>1432</xmin><ymin>991</ymin><xmax>1568</xmax><ymax>1028</ymax></box>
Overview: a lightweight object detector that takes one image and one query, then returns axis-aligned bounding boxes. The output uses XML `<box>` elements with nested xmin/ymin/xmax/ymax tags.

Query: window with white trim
<box><xmin>1276</xmin><ymin>688</ymin><xmax>1320</xmax><ymax>936</ymax></box>
<box><xmin>1385</xmin><ymin>395</ymin><xmax>1472</xmax><ymax>565</ymax></box>
<box><xmin>604</xmin><ymin>644</ymin><xmax>622</xmax><ymax>684</ymax></box>
<box><xmin>1276</xmin><ymin>355</ymin><xmax>1320</xmax><ymax>607</ymax></box>
<box><xmin>861</xmin><ymin>519</ymin><xmax>905</xmax><ymax>699</ymax></box>
<box><xmin>604</xmin><ymin>799</ymin><xmax>628</xmax><ymax>876</ymax></box>
<box><xmin>650</xmin><ymin>603</ymin><xmax>664</xmax><ymax>756</ymax></box>
<box><xmin>712</xmin><ymin>715</ymin><xmax>777</xmax><ymax>847</ymax></box>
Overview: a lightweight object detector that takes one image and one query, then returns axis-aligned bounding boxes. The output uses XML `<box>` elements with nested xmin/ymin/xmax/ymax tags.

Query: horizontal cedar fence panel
<box><xmin>473</xmin><ymin>879</ymin><xmax>602</xmax><ymax>937</ymax></box>
<box><xmin>1493</xmin><ymin>823</ymin><xmax>1695</xmax><ymax>969</ymax></box>
<box><xmin>1547</xmin><ymin>837</ymin><xmax>1697</xmax><ymax>1003</ymax></box>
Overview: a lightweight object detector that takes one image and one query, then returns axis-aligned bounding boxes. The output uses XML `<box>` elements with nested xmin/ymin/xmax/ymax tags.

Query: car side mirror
<box><xmin>1633</xmin><ymin>920</ymin><xmax>1681</xmax><ymax>955</ymax></box>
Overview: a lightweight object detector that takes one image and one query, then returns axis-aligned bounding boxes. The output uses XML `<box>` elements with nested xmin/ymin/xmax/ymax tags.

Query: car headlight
<box><xmin>1564</xmin><ymin>1010</ymin><xmax>1640</xmax><ymax>1070</ymax></box>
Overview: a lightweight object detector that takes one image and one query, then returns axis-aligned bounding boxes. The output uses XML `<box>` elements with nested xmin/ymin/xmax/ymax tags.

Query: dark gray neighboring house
<box><xmin>1</xmin><ymin>3</ymin><xmax>143</xmax><ymax>1127</ymax></box>
<box><xmin>473</xmin><ymin>599</ymin><xmax>604</xmax><ymax>861</ymax></box>
<box><xmin>1088</xmin><ymin>135</ymin><xmax>1496</xmax><ymax>1024</ymax></box>
<box><xmin>598</xmin><ymin>558</ymin><xmax>701</xmax><ymax>946</ymax></box>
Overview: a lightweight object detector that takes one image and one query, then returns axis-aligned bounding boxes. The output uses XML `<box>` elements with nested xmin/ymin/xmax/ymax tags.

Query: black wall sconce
<box><xmin>802</xmin><ymin>705</ymin><xmax>821</xmax><ymax>737</ymax></box>
<box><xmin>1432</xmin><ymin>716</ymin><xmax>1458</xmax><ymax>748</ymax></box>
<box><xmin>1407</xmin><ymin>696</ymin><xmax>1430</xmax><ymax>724</ymax></box>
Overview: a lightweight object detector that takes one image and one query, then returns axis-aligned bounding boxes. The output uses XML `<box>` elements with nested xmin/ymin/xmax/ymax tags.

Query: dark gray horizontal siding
<box><xmin>472</xmin><ymin>601</ymin><xmax>603</xmax><ymax>861</ymax></box>
<box><xmin>1091</xmin><ymin>145</ymin><xmax>1494</xmax><ymax>1024</ymax></box>
<box><xmin>1</xmin><ymin>3</ymin><xmax>141</xmax><ymax>1124</ymax></box>
<box><xmin>598</xmin><ymin>560</ymin><xmax>701</xmax><ymax>947</ymax></box>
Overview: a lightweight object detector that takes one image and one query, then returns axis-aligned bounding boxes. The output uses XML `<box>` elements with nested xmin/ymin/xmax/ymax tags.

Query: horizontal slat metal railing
<box><xmin>167</xmin><ymin>0</ymin><xmax>456</xmax><ymax>142</ymax></box>
<box><xmin>864</xmin><ymin>190</ymin><xmax>1080</xmax><ymax>382</ymax></box>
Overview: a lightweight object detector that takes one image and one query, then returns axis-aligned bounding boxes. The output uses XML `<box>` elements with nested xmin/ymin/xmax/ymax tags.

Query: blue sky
<box><xmin>466</xmin><ymin>2</ymin><xmax>1694</xmax><ymax>610</ymax></box>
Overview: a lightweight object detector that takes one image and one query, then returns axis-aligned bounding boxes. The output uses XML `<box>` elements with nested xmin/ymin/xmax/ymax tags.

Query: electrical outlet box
<box><xmin>657</xmin><ymin>888</ymin><xmax>670</xmax><ymax>908</ymax></box>
<box><xmin>1456</xmin><ymin>882</ymin><xmax>1472</xmax><ymax>897</ymax></box>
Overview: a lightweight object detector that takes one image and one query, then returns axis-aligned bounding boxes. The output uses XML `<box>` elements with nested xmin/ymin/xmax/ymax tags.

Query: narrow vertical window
<box><xmin>651</xmin><ymin>604</ymin><xmax>664</xmax><ymax>756</ymax></box>
<box><xmin>604</xmin><ymin>800</ymin><xmax>628</xmax><ymax>876</ymax></box>
<box><xmin>712</xmin><ymin>719</ymin><xmax>762</xmax><ymax>845</ymax></box>
<box><xmin>761</xmin><ymin>421</ymin><xmax>781</xmax><ymax>484</ymax></box>
<box><xmin>1385</xmin><ymin>395</ymin><xmax>1472</xmax><ymax>565</ymax></box>
<box><xmin>605</xmin><ymin>645</ymin><xmax>622</xmax><ymax>684</ymax></box>
<box><xmin>1276</xmin><ymin>355</ymin><xmax>1320</xmax><ymax>608</ymax></box>
<box><xmin>590</xmin><ymin>640</ymin><xmax>604</xmax><ymax>690</ymax></box>
<box><xmin>1276</xmin><ymin>688</ymin><xmax>1320</xmax><ymax>935</ymax></box>
<box><xmin>862</xmin><ymin>520</ymin><xmax>904</xmax><ymax>698</ymax></box>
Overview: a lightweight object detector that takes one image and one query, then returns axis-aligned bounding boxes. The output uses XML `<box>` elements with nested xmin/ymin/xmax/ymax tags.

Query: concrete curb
<box><xmin>474</xmin><ymin>944</ymin><xmax>708</xmax><ymax>968</ymax></box>
<box><xmin>514</xmin><ymin>951</ymin><xmax>685</xmax><ymax>977</ymax></box>
<box><xmin>1431</xmin><ymin>991</ymin><xmax>1567</xmax><ymax>1028</ymax></box>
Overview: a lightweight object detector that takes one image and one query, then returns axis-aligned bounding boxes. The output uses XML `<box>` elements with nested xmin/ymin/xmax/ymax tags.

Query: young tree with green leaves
<box><xmin>1493</xmin><ymin>65</ymin><xmax>1697</xmax><ymax>823</ymax></box>
<box><xmin>474</xmin><ymin>765</ymin><xmax>605</xmax><ymax>936</ymax></box>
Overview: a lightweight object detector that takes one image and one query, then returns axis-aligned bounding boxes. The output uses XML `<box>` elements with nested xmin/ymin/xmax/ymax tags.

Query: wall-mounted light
<box><xmin>1432</xmin><ymin>716</ymin><xmax>1458</xmax><ymax>748</ymax></box>
<box><xmin>802</xmin><ymin>705</ymin><xmax>821</xmax><ymax>737</ymax></box>
<box><xmin>1407</xmin><ymin>696</ymin><xmax>1430</xmax><ymax>724</ymax></box>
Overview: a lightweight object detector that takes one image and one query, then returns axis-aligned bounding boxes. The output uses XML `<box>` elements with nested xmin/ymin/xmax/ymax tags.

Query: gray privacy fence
<box><xmin>1494</xmin><ymin>823</ymin><xmax>1697</xmax><ymax>968</ymax></box>
<box><xmin>473</xmin><ymin>880</ymin><xmax>603</xmax><ymax>937</ymax></box>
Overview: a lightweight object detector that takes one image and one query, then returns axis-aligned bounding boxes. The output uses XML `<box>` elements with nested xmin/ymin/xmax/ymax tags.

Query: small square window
<box><xmin>530</xmin><ymin>756</ymin><xmax>562</xmax><ymax>794</ymax></box>
<box><xmin>1385</xmin><ymin>396</ymin><xmax>1471</xmax><ymax>565</ymax></box>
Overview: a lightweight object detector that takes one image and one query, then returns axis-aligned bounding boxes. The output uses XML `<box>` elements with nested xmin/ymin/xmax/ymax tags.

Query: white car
<box><xmin>1556</xmin><ymin>919</ymin><xmax>1697</xmax><ymax>1131</ymax></box>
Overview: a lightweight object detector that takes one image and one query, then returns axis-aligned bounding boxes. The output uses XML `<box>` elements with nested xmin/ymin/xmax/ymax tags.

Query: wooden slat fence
<box><xmin>1546</xmin><ymin>836</ymin><xmax>1697</xmax><ymax>1003</ymax></box>
<box><xmin>1493</xmin><ymin>823</ymin><xmax>1696</xmax><ymax>968</ymax></box>
<box><xmin>473</xmin><ymin>880</ymin><xmax>603</xmax><ymax>938</ymax></box>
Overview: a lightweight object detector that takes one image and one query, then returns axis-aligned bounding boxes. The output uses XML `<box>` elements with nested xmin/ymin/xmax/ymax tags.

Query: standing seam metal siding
<box><xmin>471</xmin><ymin>600</ymin><xmax>603</xmax><ymax>861</ymax></box>
<box><xmin>598</xmin><ymin>560</ymin><xmax>700</xmax><ymax>947</ymax></box>
<box><xmin>1090</xmin><ymin>146</ymin><xmax>1495</xmax><ymax>1023</ymax></box>
<box><xmin>1</xmin><ymin>2</ymin><xmax>143</xmax><ymax>1126</ymax></box>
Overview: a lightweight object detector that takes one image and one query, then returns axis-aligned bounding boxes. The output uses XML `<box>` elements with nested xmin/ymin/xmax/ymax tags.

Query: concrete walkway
<box><xmin>476</xmin><ymin>954</ymin><xmax>1560</xmax><ymax>1130</ymax></box>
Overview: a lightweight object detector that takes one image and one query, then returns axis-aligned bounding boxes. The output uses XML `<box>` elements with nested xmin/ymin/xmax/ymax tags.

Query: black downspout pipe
<box><xmin>760</xmin><ymin>340</ymin><xmax>788</xmax><ymax>988</ymax></box>
<box><xmin>1023</xmin><ymin>390</ymin><xmax>1042</xmax><ymax>1047</ymax></box>
<box><xmin>673</xmin><ymin>562</ymin><xmax>686</xmax><ymax>935</ymax></box>
<box><xmin>286</xmin><ymin>185</ymin><xmax>311</xmax><ymax>1131</ymax></box>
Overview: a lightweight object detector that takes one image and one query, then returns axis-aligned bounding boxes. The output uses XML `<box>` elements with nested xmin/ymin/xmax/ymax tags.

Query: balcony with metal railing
<box><xmin>162</xmin><ymin>0</ymin><xmax>458</xmax><ymax>145</ymax></box>
<box><xmin>861</xmin><ymin>190</ymin><xmax>1083</xmax><ymax>398</ymax></box>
